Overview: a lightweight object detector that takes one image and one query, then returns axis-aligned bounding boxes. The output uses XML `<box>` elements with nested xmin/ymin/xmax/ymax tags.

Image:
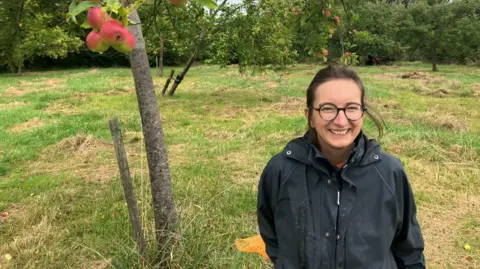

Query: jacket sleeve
<box><xmin>257</xmin><ymin>156</ymin><xmax>282</xmax><ymax>264</ymax></box>
<box><xmin>391</xmin><ymin>168</ymin><xmax>426</xmax><ymax>269</ymax></box>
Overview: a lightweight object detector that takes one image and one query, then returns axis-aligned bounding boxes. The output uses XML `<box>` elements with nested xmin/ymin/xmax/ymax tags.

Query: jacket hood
<box><xmin>282</xmin><ymin>129</ymin><xmax>381</xmax><ymax>168</ymax></box>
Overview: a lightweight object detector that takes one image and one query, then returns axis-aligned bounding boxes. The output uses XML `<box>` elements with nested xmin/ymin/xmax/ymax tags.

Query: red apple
<box><xmin>324</xmin><ymin>9</ymin><xmax>331</xmax><ymax>17</ymax></box>
<box><xmin>169</xmin><ymin>0</ymin><xmax>188</xmax><ymax>7</ymax></box>
<box><xmin>344</xmin><ymin>52</ymin><xmax>350</xmax><ymax>57</ymax></box>
<box><xmin>112</xmin><ymin>30</ymin><xmax>136</xmax><ymax>54</ymax></box>
<box><xmin>334</xmin><ymin>16</ymin><xmax>341</xmax><ymax>25</ymax></box>
<box><xmin>86</xmin><ymin>31</ymin><xmax>109</xmax><ymax>52</ymax></box>
<box><xmin>353</xmin><ymin>29</ymin><xmax>357</xmax><ymax>33</ymax></box>
<box><xmin>99</xmin><ymin>20</ymin><xmax>130</xmax><ymax>45</ymax></box>
<box><xmin>323</xmin><ymin>49</ymin><xmax>328</xmax><ymax>56</ymax></box>
<box><xmin>1</xmin><ymin>212</ymin><xmax>8</xmax><ymax>217</ymax></box>
<box><xmin>87</xmin><ymin>7</ymin><xmax>110</xmax><ymax>30</ymax></box>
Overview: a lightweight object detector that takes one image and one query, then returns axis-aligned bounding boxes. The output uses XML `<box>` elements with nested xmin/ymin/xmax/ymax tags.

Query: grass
<box><xmin>0</xmin><ymin>63</ymin><xmax>479</xmax><ymax>269</ymax></box>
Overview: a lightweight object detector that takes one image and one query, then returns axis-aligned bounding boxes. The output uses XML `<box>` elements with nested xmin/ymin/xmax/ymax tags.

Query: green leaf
<box><xmin>198</xmin><ymin>0</ymin><xmax>218</xmax><ymax>9</ymax></box>
<box><xmin>80</xmin><ymin>19</ymin><xmax>92</xmax><ymax>29</ymax></box>
<box><xmin>118</xmin><ymin>6</ymin><xmax>129</xmax><ymax>17</ymax></box>
<box><xmin>68</xmin><ymin>0</ymin><xmax>77</xmax><ymax>13</ymax></box>
<box><xmin>68</xmin><ymin>1</ymin><xmax>102</xmax><ymax>16</ymax></box>
<box><xmin>106</xmin><ymin>0</ymin><xmax>120</xmax><ymax>6</ymax></box>
<box><xmin>122</xmin><ymin>16</ymin><xmax>129</xmax><ymax>26</ymax></box>
<box><xmin>300</xmin><ymin>14</ymin><xmax>307</xmax><ymax>26</ymax></box>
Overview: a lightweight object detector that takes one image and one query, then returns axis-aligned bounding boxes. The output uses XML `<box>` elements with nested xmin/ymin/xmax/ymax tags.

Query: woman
<box><xmin>257</xmin><ymin>65</ymin><xmax>425</xmax><ymax>269</ymax></box>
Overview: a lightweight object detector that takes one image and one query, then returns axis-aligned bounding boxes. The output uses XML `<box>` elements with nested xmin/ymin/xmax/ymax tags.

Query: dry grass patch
<box><xmin>27</xmin><ymin>134</ymin><xmax>119</xmax><ymax>183</ymax></box>
<box><xmin>204</xmin><ymin>129</ymin><xmax>238</xmax><ymax>141</ymax></box>
<box><xmin>9</xmin><ymin>117</ymin><xmax>45</xmax><ymax>133</ymax></box>
<box><xmin>377</xmin><ymin>71</ymin><xmax>462</xmax><ymax>97</ymax></box>
<box><xmin>81</xmin><ymin>259</ymin><xmax>112</xmax><ymax>269</ymax></box>
<box><xmin>4</xmin><ymin>79</ymin><xmax>65</xmax><ymax>97</ymax></box>
<box><xmin>413</xmin><ymin>111</ymin><xmax>469</xmax><ymax>132</ymax></box>
<box><xmin>264</xmin><ymin>82</ymin><xmax>278</xmax><ymax>88</ymax></box>
<box><xmin>448</xmin><ymin>144</ymin><xmax>478</xmax><ymax>162</ymax></box>
<box><xmin>400</xmin><ymin>71</ymin><xmax>428</xmax><ymax>79</ymax></box>
<box><xmin>0</xmin><ymin>205</ymin><xmax>26</xmax><ymax>224</ymax></box>
<box><xmin>216</xmin><ymin>149</ymin><xmax>263</xmax><ymax>184</ymax></box>
<box><xmin>266</xmin><ymin>97</ymin><xmax>305</xmax><ymax>116</ymax></box>
<box><xmin>167</xmin><ymin>144</ymin><xmax>193</xmax><ymax>166</ymax></box>
<box><xmin>382</xmin><ymin>101</ymin><xmax>402</xmax><ymax>110</ymax></box>
<box><xmin>417</xmin><ymin>196</ymin><xmax>480</xmax><ymax>269</ymax></box>
<box><xmin>0</xmin><ymin>101</ymin><xmax>27</xmax><ymax>110</ymax></box>
<box><xmin>472</xmin><ymin>83</ymin><xmax>480</xmax><ymax>97</ymax></box>
<box><xmin>431</xmin><ymin>114</ymin><xmax>469</xmax><ymax>132</ymax></box>
<box><xmin>0</xmin><ymin>209</ymin><xmax>69</xmax><ymax>269</ymax></box>
<box><xmin>5</xmin><ymin>87</ymin><xmax>24</xmax><ymax>96</ymax></box>
<box><xmin>67</xmin><ymin>69</ymin><xmax>100</xmax><ymax>77</ymax></box>
<box><xmin>375</xmin><ymin>73</ymin><xmax>400</xmax><ymax>80</ymax></box>
<box><xmin>105</xmin><ymin>87</ymin><xmax>134</xmax><ymax>96</ymax></box>
<box><xmin>401</xmin><ymin>158</ymin><xmax>480</xmax><ymax>268</ymax></box>
<box><xmin>43</xmin><ymin>101</ymin><xmax>81</xmax><ymax>115</ymax></box>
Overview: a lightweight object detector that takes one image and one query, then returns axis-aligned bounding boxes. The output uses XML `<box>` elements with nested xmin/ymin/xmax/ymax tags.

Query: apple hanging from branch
<box><xmin>66</xmin><ymin>0</ymin><xmax>137</xmax><ymax>54</ymax></box>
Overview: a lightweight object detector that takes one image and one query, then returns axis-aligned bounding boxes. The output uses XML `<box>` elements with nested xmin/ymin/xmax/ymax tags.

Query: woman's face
<box><xmin>305</xmin><ymin>79</ymin><xmax>365</xmax><ymax>150</ymax></box>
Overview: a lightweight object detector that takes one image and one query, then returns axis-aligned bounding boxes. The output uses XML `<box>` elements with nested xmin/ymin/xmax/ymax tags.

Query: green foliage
<box><xmin>351</xmin><ymin>2</ymin><xmax>409</xmax><ymax>59</ymax></box>
<box><xmin>404</xmin><ymin>0</ymin><xmax>480</xmax><ymax>67</ymax></box>
<box><xmin>341</xmin><ymin>52</ymin><xmax>360</xmax><ymax>66</ymax></box>
<box><xmin>0</xmin><ymin>0</ymin><xmax>84</xmax><ymax>73</ymax></box>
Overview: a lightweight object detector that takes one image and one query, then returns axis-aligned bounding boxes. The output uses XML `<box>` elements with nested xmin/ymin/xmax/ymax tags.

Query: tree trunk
<box><xmin>158</xmin><ymin>37</ymin><xmax>164</xmax><ymax>77</ymax></box>
<box><xmin>432</xmin><ymin>39</ymin><xmax>438</xmax><ymax>72</ymax></box>
<box><xmin>167</xmin><ymin>30</ymin><xmax>205</xmax><ymax>96</ymax></box>
<box><xmin>121</xmin><ymin>1</ymin><xmax>178</xmax><ymax>265</ymax></box>
<box><xmin>109</xmin><ymin>118</ymin><xmax>148</xmax><ymax>262</ymax></box>
<box><xmin>11</xmin><ymin>0</ymin><xmax>26</xmax><ymax>73</ymax></box>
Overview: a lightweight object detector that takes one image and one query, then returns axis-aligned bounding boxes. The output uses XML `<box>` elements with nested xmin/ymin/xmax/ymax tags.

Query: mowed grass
<box><xmin>0</xmin><ymin>63</ymin><xmax>479</xmax><ymax>269</ymax></box>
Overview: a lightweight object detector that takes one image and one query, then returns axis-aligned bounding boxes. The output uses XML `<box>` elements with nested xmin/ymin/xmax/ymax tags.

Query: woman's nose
<box><xmin>332</xmin><ymin>110</ymin><xmax>349</xmax><ymax>126</ymax></box>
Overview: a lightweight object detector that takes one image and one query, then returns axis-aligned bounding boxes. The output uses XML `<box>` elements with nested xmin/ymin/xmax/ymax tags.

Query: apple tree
<box><xmin>65</xmin><ymin>0</ymin><xmax>217</xmax><ymax>267</ymax></box>
<box><xmin>404</xmin><ymin>0</ymin><xmax>480</xmax><ymax>71</ymax></box>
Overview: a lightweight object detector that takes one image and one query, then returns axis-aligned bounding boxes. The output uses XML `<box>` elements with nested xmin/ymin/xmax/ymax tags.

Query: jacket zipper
<box><xmin>333</xmin><ymin>171</ymin><xmax>343</xmax><ymax>267</ymax></box>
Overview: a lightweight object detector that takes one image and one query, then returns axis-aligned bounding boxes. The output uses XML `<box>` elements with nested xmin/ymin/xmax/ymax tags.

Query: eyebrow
<box><xmin>317</xmin><ymin>102</ymin><xmax>362</xmax><ymax>107</ymax></box>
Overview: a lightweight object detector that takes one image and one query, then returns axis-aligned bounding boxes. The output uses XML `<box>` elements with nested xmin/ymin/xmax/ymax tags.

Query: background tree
<box><xmin>0</xmin><ymin>0</ymin><xmax>83</xmax><ymax>73</ymax></box>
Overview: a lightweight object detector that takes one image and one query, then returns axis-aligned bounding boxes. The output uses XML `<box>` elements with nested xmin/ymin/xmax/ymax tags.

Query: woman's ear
<box><xmin>304</xmin><ymin>108</ymin><xmax>310</xmax><ymax>125</ymax></box>
<box><xmin>305</xmin><ymin>108</ymin><xmax>314</xmax><ymax>128</ymax></box>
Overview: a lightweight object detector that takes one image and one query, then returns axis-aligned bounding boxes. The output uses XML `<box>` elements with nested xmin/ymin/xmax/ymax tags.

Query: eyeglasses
<box><xmin>310</xmin><ymin>103</ymin><xmax>366</xmax><ymax>121</ymax></box>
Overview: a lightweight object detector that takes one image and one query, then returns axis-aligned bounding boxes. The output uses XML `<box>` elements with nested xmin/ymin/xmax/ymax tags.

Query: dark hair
<box><xmin>306</xmin><ymin>65</ymin><xmax>385</xmax><ymax>138</ymax></box>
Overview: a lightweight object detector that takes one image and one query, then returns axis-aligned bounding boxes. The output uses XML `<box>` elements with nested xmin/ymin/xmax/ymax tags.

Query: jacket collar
<box><xmin>283</xmin><ymin>129</ymin><xmax>382</xmax><ymax>168</ymax></box>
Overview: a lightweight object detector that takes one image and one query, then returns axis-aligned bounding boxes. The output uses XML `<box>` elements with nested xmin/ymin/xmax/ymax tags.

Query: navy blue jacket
<box><xmin>257</xmin><ymin>131</ymin><xmax>426</xmax><ymax>269</ymax></box>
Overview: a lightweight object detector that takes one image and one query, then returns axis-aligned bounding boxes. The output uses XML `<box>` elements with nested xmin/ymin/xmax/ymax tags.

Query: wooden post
<box><xmin>167</xmin><ymin>30</ymin><xmax>205</xmax><ymax>96</ymax></box>
<box><xmin>162</xmin><ymin>70</ymin><xmax>175</xmax><ymax>96</ymax></box>
<box><xmin>109</xmin><ymin>118</ymin><xmax>148</xmax><ymax>261</ymax></box>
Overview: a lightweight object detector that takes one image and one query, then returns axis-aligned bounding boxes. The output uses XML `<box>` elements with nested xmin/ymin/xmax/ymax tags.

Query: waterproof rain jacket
<box><xmin>257</xmin><ymin>131</ymin><xmax>426</xmax><ymax>269</ymax></box>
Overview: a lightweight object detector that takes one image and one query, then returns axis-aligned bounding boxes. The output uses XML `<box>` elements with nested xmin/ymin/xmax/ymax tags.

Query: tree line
<box><xmin>1</xmin><ymin>0</ymin><xmax>479</xmax><ymax>73</ymax></box>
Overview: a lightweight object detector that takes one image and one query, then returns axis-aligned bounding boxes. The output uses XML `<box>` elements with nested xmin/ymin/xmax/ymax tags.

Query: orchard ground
<box><xmin>0</xmin><ymin>63</ymin><xmax>479</xmax><ymax>269</ymax></box>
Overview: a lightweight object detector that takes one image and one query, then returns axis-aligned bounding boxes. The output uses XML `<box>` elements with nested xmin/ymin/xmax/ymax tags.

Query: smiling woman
<box><xmin>257</xmin><ymin>65</ymin><xmax>426</xmax><ymax>269</ymax></box>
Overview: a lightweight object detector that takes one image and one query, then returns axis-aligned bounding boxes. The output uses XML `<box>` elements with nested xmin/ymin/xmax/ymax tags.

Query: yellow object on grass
<box><xmin>235</xmin><ymin>234</ymin><xmax>270</xmax><ymax>260</ymax></box>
